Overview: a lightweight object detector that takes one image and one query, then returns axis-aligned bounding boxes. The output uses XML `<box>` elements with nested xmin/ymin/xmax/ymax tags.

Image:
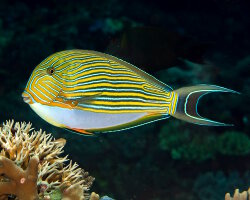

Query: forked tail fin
<box><xmin>171</xmin><ymin>85</ymin><xmax>239</xmax><ymax>126</ymax></box>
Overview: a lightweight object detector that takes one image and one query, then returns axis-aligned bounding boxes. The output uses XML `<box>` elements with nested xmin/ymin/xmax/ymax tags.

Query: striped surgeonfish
<box><xmin>22</xmin><ymin>50</ymin><xmax>238</xmax><ymax>135</ymax></box>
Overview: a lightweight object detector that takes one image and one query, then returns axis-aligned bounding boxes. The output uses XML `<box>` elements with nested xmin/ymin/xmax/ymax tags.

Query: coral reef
<box><xmin>225</xmin><ymin>188</ymin><xmax>250</xmax><ymax>200</ymax></box>
<box><xmin>0</xmin><ymin>1</ymin><xmax>248</xmax><ymax>199</ymax></box>
<box><xmin>0</xmin><ymin>120</ymin><xmax>98</xmax><ymax>200</ymax></box>
<box><xmin>193</xmin><ymin>171</ymin><xmax>250</xmax><ymax>200</ymax></box>
<box><xmin>158</xmin><ymin>121</ymin><xmax>250</xmax><ymax>162</ymax></box>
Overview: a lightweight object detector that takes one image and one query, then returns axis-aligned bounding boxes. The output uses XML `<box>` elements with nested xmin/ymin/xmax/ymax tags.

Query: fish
<box><xmin>22</xmin><ymin>50</ymin><xmax>238</xmax><ymax>136</ymax></box>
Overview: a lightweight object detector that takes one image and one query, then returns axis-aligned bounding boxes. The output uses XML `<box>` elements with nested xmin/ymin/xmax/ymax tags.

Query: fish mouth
<box><xmin>22</xmin><ymin>92</ymin><xmax>33</xmax><ymax>104</ymax></box>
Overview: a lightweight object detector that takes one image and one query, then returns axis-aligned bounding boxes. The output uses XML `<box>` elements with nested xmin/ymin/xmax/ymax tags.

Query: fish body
<box><xmin>22</xmin><ymin>50</ymin><xmax>237</xmax><ymax>135</ymax></box>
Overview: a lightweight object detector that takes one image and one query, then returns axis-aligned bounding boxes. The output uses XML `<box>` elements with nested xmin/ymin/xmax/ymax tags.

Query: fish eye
<box><xmin>47</xmin><ymin>67</ymin><xmax>55</xmax><ymax>75</ymax></box>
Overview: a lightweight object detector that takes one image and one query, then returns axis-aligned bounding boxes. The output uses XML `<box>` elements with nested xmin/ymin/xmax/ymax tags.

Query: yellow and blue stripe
<box><xmin>23</xmin><ymin>50</ymin><xmax>180</xmax><ymax>133</ymax></box>
<box><xmin>24</xmin><ymin>50</ymin><xmax>178</xmax><ymax>115</ymax></box>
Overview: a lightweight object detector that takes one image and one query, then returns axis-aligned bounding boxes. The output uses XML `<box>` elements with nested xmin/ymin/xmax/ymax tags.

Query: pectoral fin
<box><xmin>55</xmin><ymin>91</ymin><xmax>102</xmax><ymax>109</ymax></box>
<box><xmin>54</xmin><ymin>96</ymin><xmax>78</xmax><ymax>109</ymax></box>
<box><xmin>76</xmin><ymin>92</ymin><xmax>103</xmax><ymax>104</ymax></box>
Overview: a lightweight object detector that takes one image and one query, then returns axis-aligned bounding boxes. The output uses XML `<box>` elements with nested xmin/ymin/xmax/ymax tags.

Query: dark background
<box><xmin>0</xmin><ymin>0</ymin><xmax>249</xmax><ymax>199</ymax></box>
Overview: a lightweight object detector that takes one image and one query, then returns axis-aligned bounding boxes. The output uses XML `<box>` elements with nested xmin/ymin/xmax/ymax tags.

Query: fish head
<box><xmin>22</xmin><ymin>58</ymin><xmax>65</xmax><ymax>105</ymax></box>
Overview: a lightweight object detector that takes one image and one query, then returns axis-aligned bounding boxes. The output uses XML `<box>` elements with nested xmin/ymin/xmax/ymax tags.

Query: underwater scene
<box><xmin>0</xmin><ymin>0</ymin><xmax>249</xmax><ymax>199</ymax></box>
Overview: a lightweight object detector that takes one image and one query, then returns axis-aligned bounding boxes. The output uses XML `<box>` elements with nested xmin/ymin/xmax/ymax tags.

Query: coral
<box><xmin>0</xmin><ymin>156</ymin><xmax>39</xmax><ymax>200</ymax></box>
<box><xmin>0</xmin><ymin>120</ymin><xmax>98</xmax><ymax>200</ymax></box>
<box><xmin>216</xmin><ymin>131</ymin><xmax>250</xmax><ymax>156</ymax></box>
<box><xmin>193</xmin><ymin>171</ymin><xmax>250</xmax><ymax>200</ymax></box>
<box><xmin>158</xmin><ymin>121</ymin><xmax>217</xmax><ymax>161</ymax></box>
<box><xmin>158</xmin><ymin>121</ymin><xmax>250</xmax><ymax>162</ymax></box>
<box><xmin>225</xmin><ymin>188</ymin><xmax>250</xmax><ymax>200</ymax></box>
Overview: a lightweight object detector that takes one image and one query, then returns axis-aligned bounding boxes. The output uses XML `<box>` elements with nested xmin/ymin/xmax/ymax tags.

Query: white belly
<box><xmin>30</xmin><ymin>103</ymin><xmax>147</xmax><ymax>130</ymax></box>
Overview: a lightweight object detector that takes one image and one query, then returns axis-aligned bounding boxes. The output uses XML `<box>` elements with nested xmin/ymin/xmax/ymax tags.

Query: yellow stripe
<box><xmin>66</xmin><ymin>83</ymin><xmax>145</xmax><ymax>91</ymax></box>
<box><xmin>86</xmin><ymin>100</ymin><xmax>169</xmax><ymax>107</ymax></box>
<box><xmin>64</xmin><ymin>91</ymin><xmax>170</xmax><ymax>101</ymax></box>
<box><xmin>75</xmin><ymin>106</ymin><xmax>169</xmax><ymax>114</ymax></box>
<box><xmin>49</xmin><ymin>99</ymin><xmax>170</xmax><ymax>114</ymax></box>
<box><xmin>66</xmin><ymin>67</ymin><xmax>137</xmax><ymax>79</ymax></box>
<box><xmin>26</xmin><ymin>50</ymin><xmax>176</xmax><ymax>118</ymax></box>
<box><xmin>67</xmin><ymin>75</ymin><xmax>143</xmax><ymax>85</ymax></box>
<box><xmin>56</xmin><ymin>57</ymin><xmax>104</xmax><ymax>71</ymax></box>
<box><xmin>42</xmin><ymin>51</ymin><xmax>84</xmax><ymax>67</ymax></box>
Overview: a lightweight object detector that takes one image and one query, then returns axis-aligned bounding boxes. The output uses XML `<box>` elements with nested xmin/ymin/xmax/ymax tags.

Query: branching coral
<box><xmin>225</xmin><ymin>188</ymin><xmax>250</xmax><ymax>200</ymax></box>
<box><xmin>0</xmin><ymin>120</ymin><xmax>98</xmax><ymax>200</ymax></box>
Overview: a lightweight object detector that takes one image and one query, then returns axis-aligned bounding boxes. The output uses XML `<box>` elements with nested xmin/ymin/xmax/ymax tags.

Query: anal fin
<box><xmin>65</xmin><ymin>127</ymin><xmax>94</xmax><ymax>136</ymax></box>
